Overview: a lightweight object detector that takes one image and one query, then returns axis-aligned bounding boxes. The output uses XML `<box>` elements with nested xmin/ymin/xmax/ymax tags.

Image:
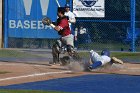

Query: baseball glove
<box><xmin>42</xmin><ymin>17</ymin><xmax>52</xmax><ymax>25</ymax></box>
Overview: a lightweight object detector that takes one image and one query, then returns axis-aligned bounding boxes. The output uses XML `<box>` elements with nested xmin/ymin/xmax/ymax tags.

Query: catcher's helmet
<box><xmin>58</xmin><ymin>7</ymin><xmax>65</xmax><ymax>14</ymax></box>
<box><xmin>101</xmin><ymin>49</ymin><xmax>110</xmax><ymax>57</ymax></box>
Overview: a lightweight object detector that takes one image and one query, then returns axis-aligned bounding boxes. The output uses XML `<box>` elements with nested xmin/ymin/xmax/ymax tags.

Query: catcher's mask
<box><xmin>101</xmin><ymin>49</ymin><xmax>110</xmax><ymax>57</ymax></box>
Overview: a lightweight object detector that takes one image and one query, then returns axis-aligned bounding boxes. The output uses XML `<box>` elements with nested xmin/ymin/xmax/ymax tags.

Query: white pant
<box><xmin>90</xmin><ymin>50</ymin><xmax>111</xmax><ymax>66</ymax></box>
<box><xmin>61</xmin><ymin>34</ymin><xmax>74</xmax><ymax>47</ymax></box>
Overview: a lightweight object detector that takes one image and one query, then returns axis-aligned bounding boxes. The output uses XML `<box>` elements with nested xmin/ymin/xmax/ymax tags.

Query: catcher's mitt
<box><xmin>42</xmin><ymin>17</ymin><xmax>52</xmax><ymax>25</ymax></box>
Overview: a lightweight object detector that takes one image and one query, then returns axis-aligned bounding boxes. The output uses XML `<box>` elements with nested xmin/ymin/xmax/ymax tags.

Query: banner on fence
<box><xmin>6</xmin><ymin>0</ymin><xmax>66</xmax><ymax>38</ymax></box>
<box><xmin>73</xmin><ymin>0</ymin><xmax>105</xmax><ymax>17</ymax></box>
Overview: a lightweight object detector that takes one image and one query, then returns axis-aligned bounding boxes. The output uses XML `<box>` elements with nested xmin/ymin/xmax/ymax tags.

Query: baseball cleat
<box><xmin>49</xmin><ymin>62</ymin><xmax>56</xmax><ymax>65</ymax></box>
<box><xmin>111</xmin><ymin>57</ymin><xmax>123</xmax><ymax>64</ymax></box>
<box><xmin>88</xmin><ymin>66</ymin><xmax>93</xmax><ymax>71</ymax></box>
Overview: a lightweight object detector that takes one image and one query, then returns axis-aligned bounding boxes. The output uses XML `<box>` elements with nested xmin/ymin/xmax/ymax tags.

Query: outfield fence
<box><xmin>4</xmin><ymin>0</ymin><xmax>140</xmax><ymax>52</ymax></box>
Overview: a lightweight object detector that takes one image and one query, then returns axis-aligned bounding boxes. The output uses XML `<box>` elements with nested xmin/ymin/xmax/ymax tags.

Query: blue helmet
<box><xmin>101</xmin><ymin>49</ymin><xmax>110</xmax><ymax>57</ymax></box>
<box><xmin>65</xmin><ymin>3</ymin><xmax>70</xmax><ymax>7</ymax></box>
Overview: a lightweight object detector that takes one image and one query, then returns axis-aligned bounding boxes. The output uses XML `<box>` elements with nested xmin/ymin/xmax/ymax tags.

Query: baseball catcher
<box><xmin>42</xmin><ymin>7</ymin><xmax>80</xmax><ymax>65</ymax></box>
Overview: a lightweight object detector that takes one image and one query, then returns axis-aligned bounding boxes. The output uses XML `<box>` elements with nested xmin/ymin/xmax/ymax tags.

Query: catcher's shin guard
<box><xmin>52</xmin><ymin>44</ymin><xmax>60</xmax><ymax>64</ymax></box>
<box><xmin>72</xmin><ymin>51</ymin><xmax>81</xmax><ymax>61</ymax></box>
<box><xmin>66</xmin><ymin>45</ymin><xmax>75</xmax><ymax>56</ymax></box>
<box><xmin>67</xmin><ymin>45</ymin><xmax>81</xmax><ymax>61</ymax></box>
<box><xmin>53</xmin><ymin>40</ymin><xmax>62</xmax><ymax>54</ymax></box>
<box><xmin>65</xmin><ymin>45</ymin><xmax>81</xmax><ymax>61</ymax></box>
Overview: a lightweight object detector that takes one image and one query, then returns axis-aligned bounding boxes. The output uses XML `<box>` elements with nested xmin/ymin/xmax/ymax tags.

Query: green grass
<box><xmin>78</xmin><ymin>42</ymin><xmax>140</xmax><ymax>51</ymax></box>
<box><xmin>0</xmin><ymin>71</ymin><xmax>10</xmax><ymax>74</ymax></box>
<box><xmin>0</xmin><ymin>49</ymin><xmax>139</xmax><ymax>62</ymax></box>
<box><xmin>78</xmin><ymin>42</ymin><xmax>131</xmax><ymax>51</ymax></box>
<box><xmin>0</xmin><ymin>49</ymin><xmax>40</xmax><ymax>58</ymax></box>
<box><xmin>79</xmin><ymin>51</ymin><xmax>140</xmax><ymax>61</ymax></box>
<box><xmin>0</xmin><ymin>90</ymin><xmax>74</xmax><ymax>93</ymax></box>
<box><xmin>111</xmin><ymin>52</ymin><xmax>140</xmax><ymax>58</ymax></box>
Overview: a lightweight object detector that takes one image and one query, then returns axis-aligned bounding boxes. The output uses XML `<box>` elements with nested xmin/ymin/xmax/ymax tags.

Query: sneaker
<box><xmin>111</xmin><ymin>57</ymin><xmax>123</xmax><ymax>64</ymax></box>
<box><xmin>88</xmin><ymin>66</ymin><xmax>93</xmax><ymax>71</ymax></box>
<box><xmin>49</xmin><ymin>62</ymin><xmax>56</xmax><ymax>65</ymax></box>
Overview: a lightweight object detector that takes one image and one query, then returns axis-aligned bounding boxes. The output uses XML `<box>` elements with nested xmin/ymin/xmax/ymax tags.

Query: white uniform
<box><xmin>90</xmin><ymin>50</ymin><xmax>111</xmax><ymax>66</ymax></box>
<box><xmin>61</xmin><ymin>34</ymin><xmax>74</xmax><ymax>47</ymax></box>
<box><xmin>65</xmin><ymin>11</ymin><xmax>76</xmax><ymax>30</ymax></box>
<box><xmin>88</xmin><ymin>50</ymin><xmax>123</xmax><ymax>70</ymax></box>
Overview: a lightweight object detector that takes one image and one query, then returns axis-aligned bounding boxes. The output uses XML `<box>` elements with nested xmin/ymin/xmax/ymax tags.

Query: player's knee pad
<box><xmin>56</xmin><ymin>40</ymin><xmax>62</xmax><ymax>48</ymax></box>
<box><xmin>52</xmin><ymin>40</ymin><xmax>62</xmax><ymax>54</ymax></box>
<box><xmin>66</xmin><ymin>45</ymin><xmax>74</xmax><ymax>53</ymax></box>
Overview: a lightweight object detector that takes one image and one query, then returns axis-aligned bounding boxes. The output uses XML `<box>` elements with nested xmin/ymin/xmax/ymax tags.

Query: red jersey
<box><xmin>57</xmin><ymin>16</ymin><xmax>71</xmax><ymax>37</ymax></box>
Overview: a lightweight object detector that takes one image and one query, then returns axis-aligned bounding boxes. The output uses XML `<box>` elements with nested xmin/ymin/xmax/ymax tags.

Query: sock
<box><xmin>91</xmin><ymin>61</ymin><xmax>102</xmax><ymax>69</ymax></box>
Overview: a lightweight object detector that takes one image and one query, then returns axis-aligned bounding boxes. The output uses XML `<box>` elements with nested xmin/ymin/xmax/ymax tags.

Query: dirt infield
<box><xmin>0</xmin><ymin>62</ymin><xmax>140</xmax><ymax>86</ymax></box>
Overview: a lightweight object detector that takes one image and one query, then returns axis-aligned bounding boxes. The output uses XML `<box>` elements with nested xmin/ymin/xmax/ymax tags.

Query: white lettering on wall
<box><xmin>9</xmin><ymin>20</ymin><xmax>52</xmax><ymax>29</ymax></box>
<box><xmin>23</xmin><ymin>0</ymin><xmax>50</xmax><ymax>15</ymax></box>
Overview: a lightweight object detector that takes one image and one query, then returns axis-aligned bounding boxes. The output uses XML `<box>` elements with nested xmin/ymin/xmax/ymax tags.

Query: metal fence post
<box><xmin>4</xmin><ymin>0</ymin><xmax>8</xmax><ymax>48</ymax></box>
<box><xmin>131</xmin><ymin>0</ymin><xmax>136</xmax><ymax>52</ymax></box>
